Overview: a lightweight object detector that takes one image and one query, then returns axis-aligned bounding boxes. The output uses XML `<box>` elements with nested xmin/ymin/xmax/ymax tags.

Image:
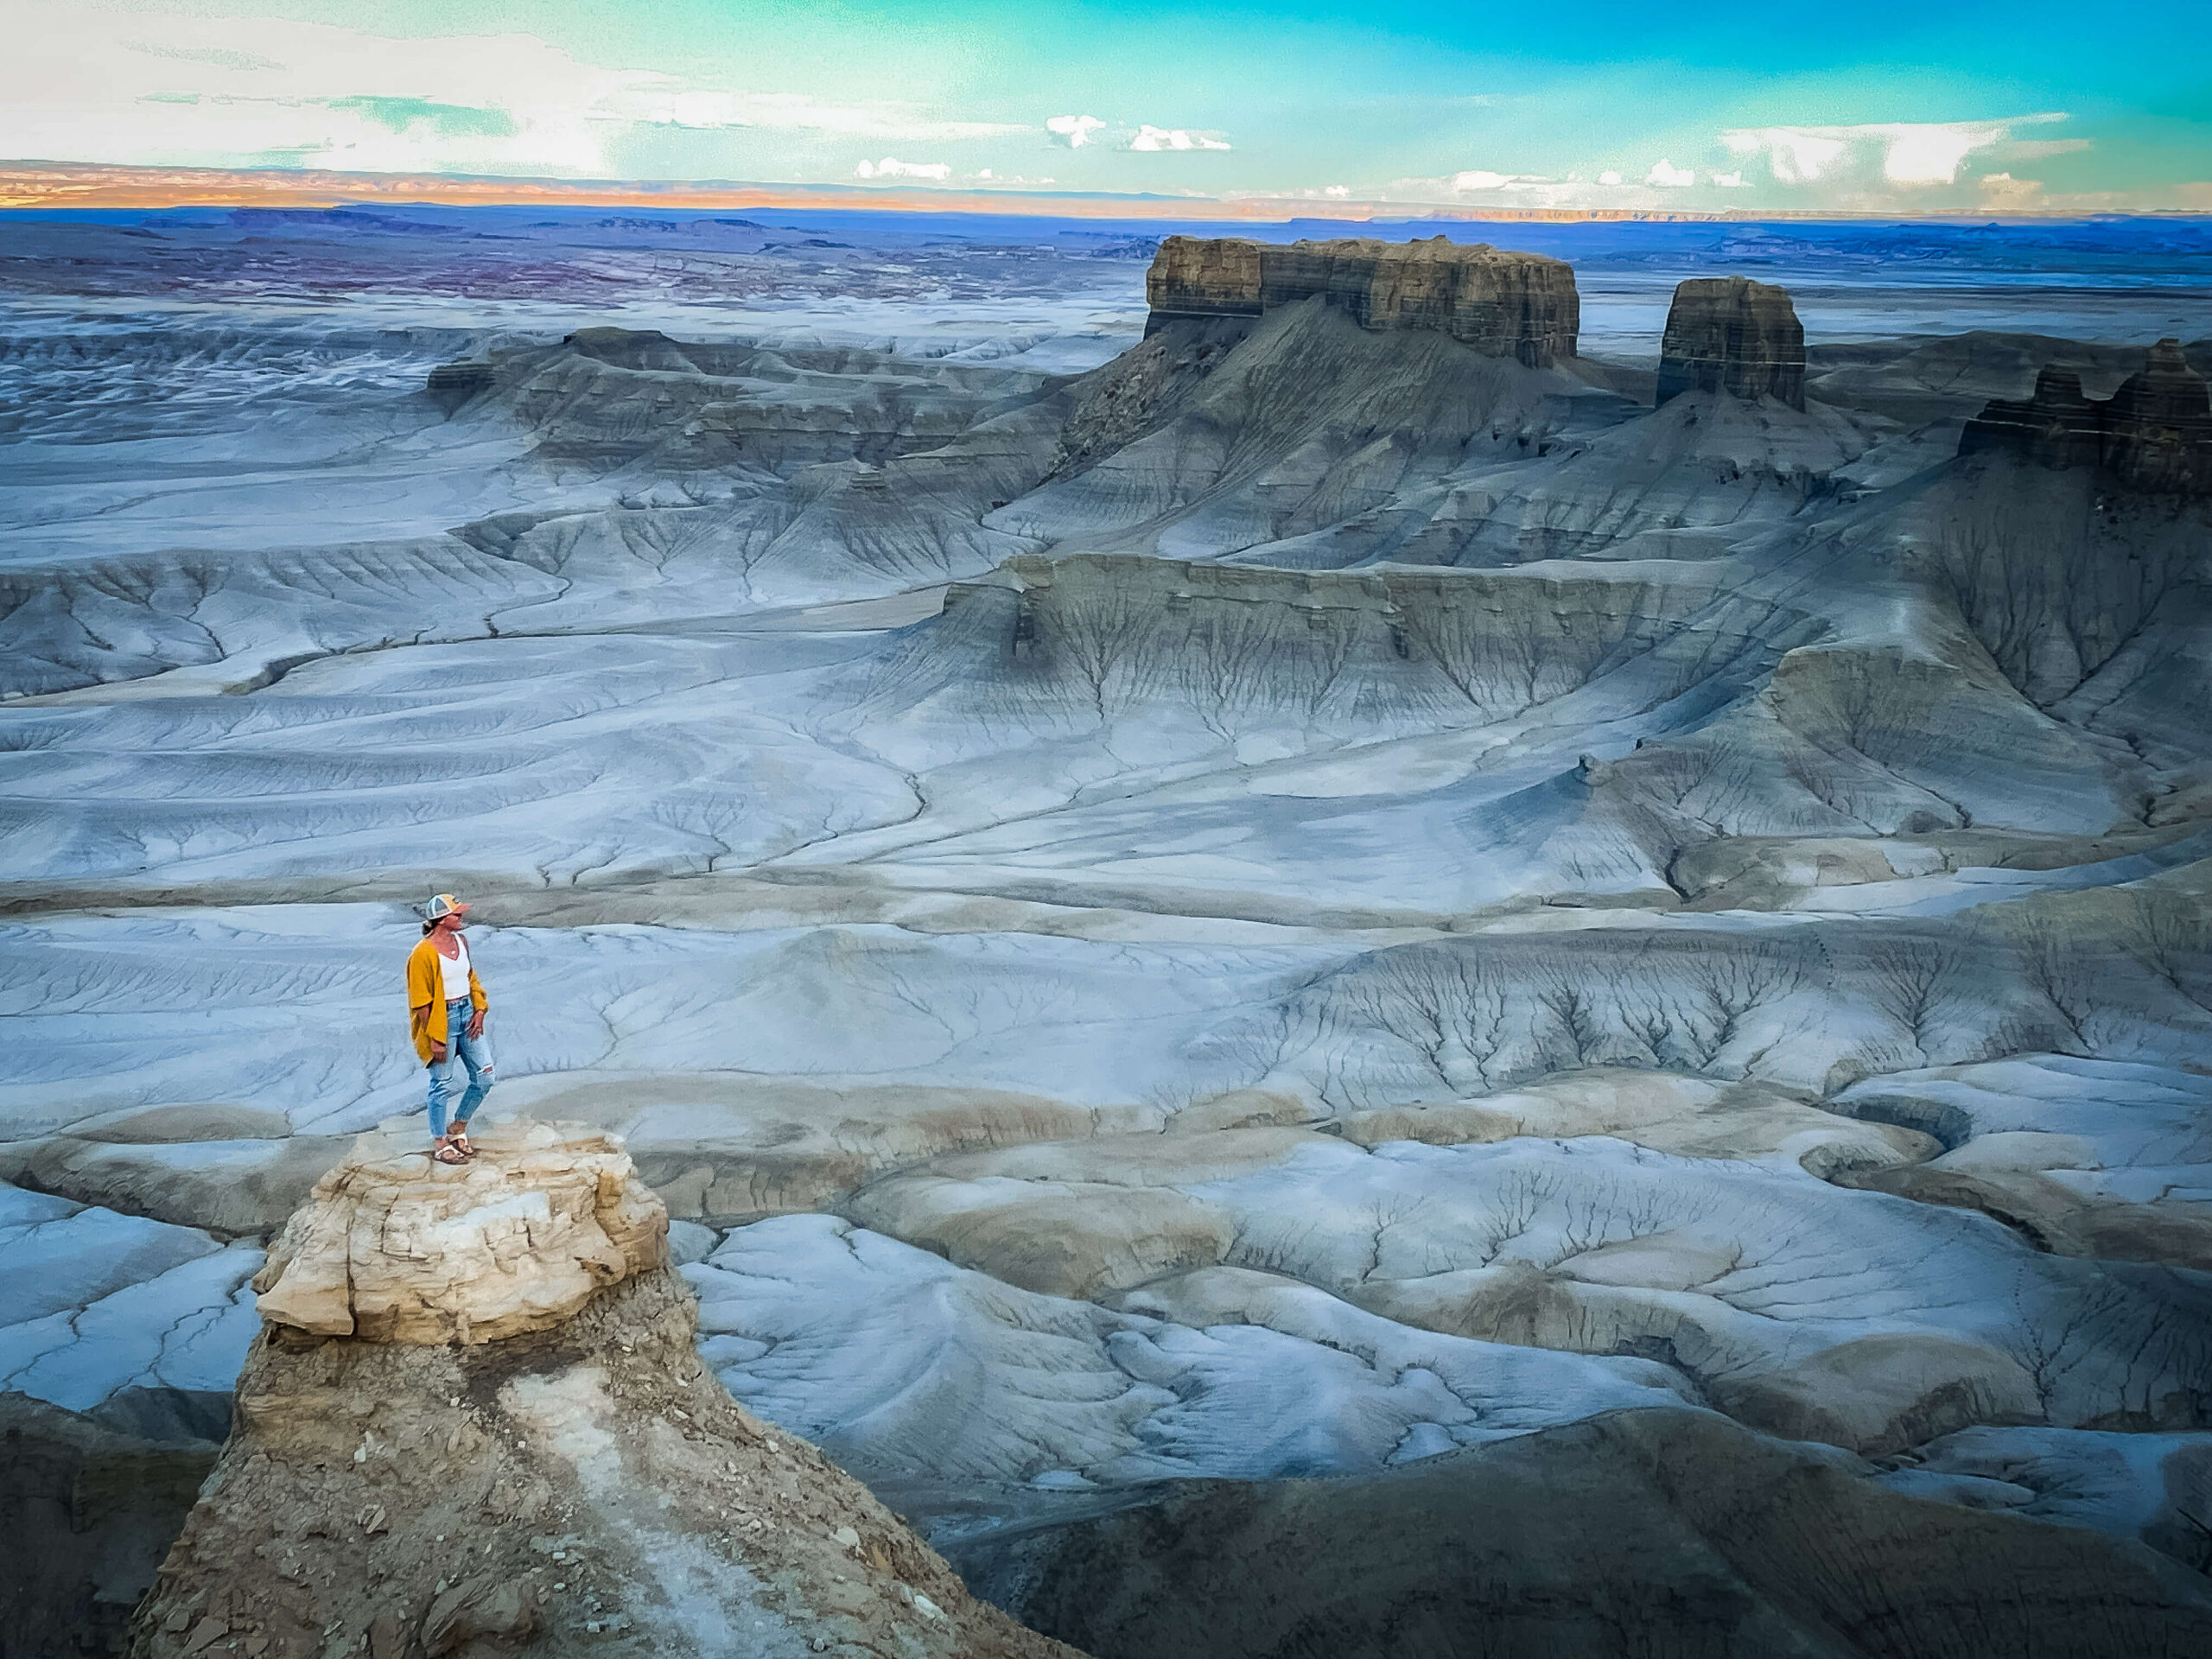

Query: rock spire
<box><xmin>1656</xmin><ymin>276</ymin><xmax>1807</xmax><ymax>410</ymax></box>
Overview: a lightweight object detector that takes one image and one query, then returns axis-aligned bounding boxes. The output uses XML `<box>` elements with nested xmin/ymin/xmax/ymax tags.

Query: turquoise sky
<box><xmin>13</xmin><ymin>1</ymin><xmax>2211</xmax><ymax>211</ymax></box>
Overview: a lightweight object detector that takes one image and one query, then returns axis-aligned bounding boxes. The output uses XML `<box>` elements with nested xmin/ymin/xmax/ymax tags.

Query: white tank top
<box><xmin>438</xmin><ymin>933</ymin><xmax>472</xmax><ymax>1002</ymax></box>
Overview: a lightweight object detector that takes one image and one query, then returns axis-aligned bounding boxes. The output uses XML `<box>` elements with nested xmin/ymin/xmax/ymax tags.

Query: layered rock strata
<box><xmin>1144</xmin><ymin>235</ymin><xmax>1580</xmax><ymax>366</ymax></box>
<box><xmin>1961</xmin><ymin>337</ymin><xmax>2212</xmax><ymax>493</ymax></box>
<box><xmin>130</xmin><ymin>1122</ymin><xmax>1081</xmax><ymax>1659</ymax></box>
<box><xmin>1656</xmin><ymin>276</ymin><xmax>1807</xmax><ymax>410</ymax></box>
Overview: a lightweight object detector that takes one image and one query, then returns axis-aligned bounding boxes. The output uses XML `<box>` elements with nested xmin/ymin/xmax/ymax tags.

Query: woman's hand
<box><xmin>429</xmin><ymin>1039</ymin><xmax>448</xmax><ymax>1063</ymax></box>
<box><xmin>466</xmin><ymin>1010</ymin><xmax>485</xmax><ymax>1039</ymax></box>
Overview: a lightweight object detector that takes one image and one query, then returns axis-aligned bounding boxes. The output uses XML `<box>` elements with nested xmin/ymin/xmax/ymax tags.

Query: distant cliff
<box><xmin>1657</xmin><ymin>276</ymin><xmax>1806</xmax><ymax>410</ymax></box>
<box><xmin>1961</xmin><ymin>337</ymin><xmax>2212</xmax><ymax>493</ymax></box>
<box><xmin>1144</xmin><ymin>235</ymin><xmax>1580</xmax><ymax>367</ymax></box>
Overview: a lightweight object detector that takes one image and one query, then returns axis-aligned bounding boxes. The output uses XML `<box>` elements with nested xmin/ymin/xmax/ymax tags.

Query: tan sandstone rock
<box><xmin>251</xmin><ymin>1121</ymin><xmax>666</xmax><ymax>1344</ymax></box>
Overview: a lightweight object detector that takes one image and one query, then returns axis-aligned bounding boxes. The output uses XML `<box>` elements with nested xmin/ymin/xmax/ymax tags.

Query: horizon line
<box><xmin>5</xmin><ymin>161</ymin><xmax>2210</xmax><ymax>224</ymax></box>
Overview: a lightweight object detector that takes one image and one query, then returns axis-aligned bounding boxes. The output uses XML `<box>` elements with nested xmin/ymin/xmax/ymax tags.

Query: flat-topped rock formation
<box><xmin>131</xmin><ymin>1121</ymin><xmax>1083</xmax><ymax>1659</ymax></box>
<box><xmin>252</xmin><ymin>1122</ymin><xmax>665</xmax><ymax>1343</ymax></box>
<box><xmin>1961</xmin><ymin>336</ymin><xmax>2212</xmax><ymax>493</ymax></box>
<box><xmin>1656</xmin><ymin>276</ymin><xmax>1806</xmax><ymax>410</ymax></box>
<box><xmin>1145</xmin><ymin>235</ymin><xmax>1580</xmax><ymax>366</ymax></box>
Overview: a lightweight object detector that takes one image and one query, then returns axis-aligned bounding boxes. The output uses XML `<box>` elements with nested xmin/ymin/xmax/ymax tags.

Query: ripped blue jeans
<box><xmin>426</xmin><ymin>997</ymin><xmax>494</xmax><ymax>1138</ymax></box>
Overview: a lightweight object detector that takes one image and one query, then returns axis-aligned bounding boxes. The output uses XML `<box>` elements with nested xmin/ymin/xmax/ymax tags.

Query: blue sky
<box><xmin>10</xmin><ymin>1</ymin><xmax>2209</xmax><ymax>212</ymax></box>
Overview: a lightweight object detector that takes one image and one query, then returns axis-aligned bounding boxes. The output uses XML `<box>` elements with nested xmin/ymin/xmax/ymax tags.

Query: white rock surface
<box><xmin>686</xmin><ymin>1213</ymin><xmax>1691</xmax><ymax>1484</ymax></box>
<box><xmin>0</xmin><ymin>1183</ymin><xmax>259</xmax><ymax>1413</ymax></box>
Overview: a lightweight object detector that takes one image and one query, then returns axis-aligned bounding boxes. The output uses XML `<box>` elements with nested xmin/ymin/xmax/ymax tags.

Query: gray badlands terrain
<box><xmin>3</xmin><ymin>208</ymin><xmax>2212</xmax><ymax>1656</ymax></box>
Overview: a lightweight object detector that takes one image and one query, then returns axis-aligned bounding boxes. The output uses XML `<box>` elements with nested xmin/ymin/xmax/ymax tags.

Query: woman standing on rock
<box><xmin>407</xmin><ymin>893</ymin><xmax>493</xmax><ymax>1165</ymax></box>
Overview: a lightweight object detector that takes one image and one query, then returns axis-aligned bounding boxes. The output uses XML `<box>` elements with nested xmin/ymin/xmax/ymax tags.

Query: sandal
<box><xmin>449</xmin><ymin>1128</ymin><xmax>476</xmax><ymax>1159</ymax></box>
<box><xmin>432</xmin><ymin>1139</ymin><xmax>469</xmax><ymax>1166</ymax></box>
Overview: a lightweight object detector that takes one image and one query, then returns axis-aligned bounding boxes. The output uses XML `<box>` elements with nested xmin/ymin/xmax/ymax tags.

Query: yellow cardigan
<box><xmin>405</xmin><ymin>936</ymin><xmax>488</xmax><ymax>1063</ymax></box>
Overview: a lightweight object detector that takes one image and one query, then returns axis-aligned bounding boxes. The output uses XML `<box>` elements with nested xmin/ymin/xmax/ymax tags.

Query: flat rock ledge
<box><xmin>251</xmin><ymin>1122</ymin><xmax>666</xmax><ymax>1344</ymax></box>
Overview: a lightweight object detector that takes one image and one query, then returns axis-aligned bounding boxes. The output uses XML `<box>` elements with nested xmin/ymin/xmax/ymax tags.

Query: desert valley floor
<box><xmin>3</xmin><ymin>207</ymin><xmax>2212</xmax><ymax>1656</ymax></box>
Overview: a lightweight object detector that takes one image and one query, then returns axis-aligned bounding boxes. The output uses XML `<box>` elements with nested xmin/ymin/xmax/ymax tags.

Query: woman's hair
<box><xmin>423</xmin><ymin>919</ymin><xmax>437</xmax><ymax>935</ymax></box>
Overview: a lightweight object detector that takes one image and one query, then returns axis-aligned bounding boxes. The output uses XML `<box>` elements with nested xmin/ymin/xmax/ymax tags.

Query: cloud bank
<box><xmin>1720</xmin><ymin>115</ymin><xmax>2069</xmax><ymax>188</ymax></box>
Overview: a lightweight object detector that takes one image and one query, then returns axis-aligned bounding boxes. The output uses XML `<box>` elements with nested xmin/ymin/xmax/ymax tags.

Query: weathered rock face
<box><xmin>1144</xmin><ymin>235</ymin><xmax>1580</xmax><ymax>366</ymax></box>
<box><xmin>2104</xmin><ymin>337</ymin><xmax>2212</xmax><ymax>493</ymax></box>
<box><xmin>1956</xmin><ymin>365</ymin><xmax>2105</xmax><ymax>469</ymax></box>
<box><xmin>1656</xmin><ymin>276</ymin><xmax>1807</xmax><ymax>410</ymax></box>
<box><xmin>423</xmin><ymin>360</ymin><xmax>495</xmax><ymax>413</ymax></box>
<box><xmin>251</xmin><ymin>1122</ymin><xmax>666</xmax><ymax>1344</ymax></box>
<box><xmin>1960</xmin><ymin>336</ymin><xmax>2212</xmax><ymax>493</ymax></box>
<box><xmin>131</xmin><ymin>1120</ymin><xmax>1082</xmax><ymax>1659</ymax></box>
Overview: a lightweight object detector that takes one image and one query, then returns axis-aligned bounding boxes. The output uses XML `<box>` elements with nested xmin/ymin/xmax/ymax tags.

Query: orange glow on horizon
<box><xmin>0</xmin><ymin>162</ymin><xmax>2182</xmax><ymax>223</ymax></box>
<box><xmin>0</xmin><ymin>162</ymin><xmax>1814</xmax><ymax>223</ymax></box>
<box><xmin>0</xmin><ymin>162</ymin><xmax>1421</xmax><ymax>219</ymax></box>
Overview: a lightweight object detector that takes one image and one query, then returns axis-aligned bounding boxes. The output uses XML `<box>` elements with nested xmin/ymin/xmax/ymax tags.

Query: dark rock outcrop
<box><xmin>953</xmin><ymin>1408</ymin><xmax>2212</xmax><ymax>1659</ymax></box>
<box><xmin>2104</xmin><ymin>338</ymin><xmax>2212</xmax><ymax>492</ymax></box>
<box><xmin>1144</xmin><ymin>236</ymin><xmax>1580</xmax><ymax>367</ymax></box>
<box><xmin>1656</xmin><ymin>276</ymin><xmax>1806</xmax><ymax>410</ymax></box>
<box><xmin>1958</xmin><ymin>365</ymin><xmax>2105</xmax><ymax>469</ymax></box>
<box><xmin>424</xmin><ymin>361</ymin><xmax>495</xmax><ymax>413</ymax></box>
<box><xmin>1961</xmin><ymin>337</ymin><xmax>2212</xmax><ymax>493</ymax></box>
<box><xmin>1</xmin><ymin>1395</ymin><xmax>220</xmax><ymax>1659</ymax></box>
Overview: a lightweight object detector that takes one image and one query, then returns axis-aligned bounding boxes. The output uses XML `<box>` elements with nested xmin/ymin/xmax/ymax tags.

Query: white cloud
<box><xmin>1723</xmin><ymin>128</ymin><xmax>1848</xmax><ymax>183</ymax></box>
<box><xmin>1722</xmin><ymin>115</ymin><xmax>2067</xmax><ymax>188</ymax></box>
<box><xmin>1129</xmin><ymin>124</ymin><xmax>1230</xmax><ymax>152</ymax></box>
<box><xmin>1598</xmin><ymin>169</ymin><xmax>1623</xmax><ymax>187</ymax></box>
<box><xmin>1447</xmin><ymin>169</ymin><xmax>1510</xmax><ymax>192</ymax></box>
<box><xmin>1712</xmin><ymin>169</ymin><xmax>1749</xmax><ymax>188</ymax></box>
<box><xmin>1646</xmin><ymin>158</ymin><xmax>1696</xmax><ymax>188</ymax></box>
<box><xmin>1046</xmin><ymin>113</ymin><xmax>1106</xmax><ymax>148</ymax></box>
<box><xmin>1883</xmin><ymin>124</ymin><xmax>2006</xmax><ymax>184</ymax></box>
<box><xmin>855</xmin><ymin>156</ymin><xmax>950</xmax><ymax>181</ymax></box>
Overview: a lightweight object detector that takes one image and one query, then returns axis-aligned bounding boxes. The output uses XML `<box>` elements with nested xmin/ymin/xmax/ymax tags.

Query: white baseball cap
<box><xmin>423</xmin><ymin>893</ymin><xmax>472</xmax><ymax>920</ymax></box>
